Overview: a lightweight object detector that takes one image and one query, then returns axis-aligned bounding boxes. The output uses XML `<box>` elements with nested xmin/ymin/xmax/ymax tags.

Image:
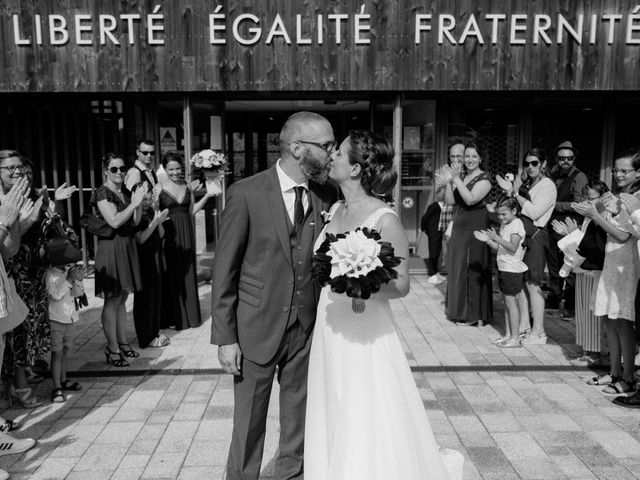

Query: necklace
<box><xmin>343</xmin><ymin>196</ymin><xmax>368</xmax><ymax>208</ymax></box>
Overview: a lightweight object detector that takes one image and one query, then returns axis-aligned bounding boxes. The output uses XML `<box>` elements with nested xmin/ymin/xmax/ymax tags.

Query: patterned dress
<box><xmin>2</xmin><ymin>199</ymin><xmax>50</xmax><ymax>377</ymax></box>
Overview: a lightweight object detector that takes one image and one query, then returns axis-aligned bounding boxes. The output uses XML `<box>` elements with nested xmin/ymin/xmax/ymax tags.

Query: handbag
<box><xmin>79</xmin><ymin>212</ymin><xmax>115</xmax><ymax>239</ymax></box>
<box><xmin>41</xmin><ymin>213</ymin><xmax>83</xmax><ymax>266</ymax></box>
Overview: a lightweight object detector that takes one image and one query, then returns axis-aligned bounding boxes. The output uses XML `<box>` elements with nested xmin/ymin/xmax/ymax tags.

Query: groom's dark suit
<box><xmin>211</xmin><ymin>165</ymin><xmax>336</xmax><ymax>479</ymax></box>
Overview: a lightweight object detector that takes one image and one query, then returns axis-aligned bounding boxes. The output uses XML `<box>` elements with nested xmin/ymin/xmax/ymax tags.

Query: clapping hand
<box><xmin>0</xmin><ymin>177</ymin><xmax>30</xmax><ymax>227</ymax></box>
<box><xmin>438</xmin><ymin>166</ymin><xmax>453</xmax><ymax>185</ymax></box>
<box><xmin>67</xmin><ymin>265</ymin><xmax>86</xmax><ymax>282</ymax></box>
<box><xmin>19</xmin><ymin>195</ymin><xmax>43</xmax><ymax>224</ymax></box>
<box><xmin>619</xmin><ymin>193</ymin><xmax>640</xmax><ymax>215</ymax></box>
<box><xmin>571</xmin><ymin>200</ymin><xmax>598</xmax><ymax>218</ymax></box>
<box><xmin>551</xmin><ymin>219</ymin><xmax>569</xmax><ymax>236</ymax></box>
<box><xmin>600</xmin><ymin>192</ymin><xmax>620</xmax><ymax>215</ymax></box>
<box><xmin>54</xmin><ymin>183</ymin><xmax>79</xmax><ymax>201</ymax></box>
<box><xmin>495</xmin><ymin>174</ymin><xmax>514</xmax><ymax>195</ymax></box>
<box><xmin>474</xmin><ymin>230</ymin><xmax>489</xmax><ymax>243</ymax></box>
<box><xmin>450</xmin><ymin>161</ymin><xmax>462</xmax><ymax>180</ymax></box>
<box><xmin>151</xmin><ymin>208</ymin><xmax>169</xmax><ymax>227</ymax></box>
<box><xmin>131</xmin><ymin>182</ymin><xmax>148</xmax><ymax>207</ymax></box>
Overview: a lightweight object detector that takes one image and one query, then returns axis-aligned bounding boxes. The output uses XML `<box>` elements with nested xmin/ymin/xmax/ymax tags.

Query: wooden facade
<box><xmin>1</xmin><ymin>0</ymin><xmax>640</xmax><ymax>93</ymax></box>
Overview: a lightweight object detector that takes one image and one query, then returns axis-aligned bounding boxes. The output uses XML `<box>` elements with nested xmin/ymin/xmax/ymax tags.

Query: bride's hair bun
<box><xmin>348</xmin><ymin>130</ymin><xmax>397</xmax><ymax>196</ymax></box>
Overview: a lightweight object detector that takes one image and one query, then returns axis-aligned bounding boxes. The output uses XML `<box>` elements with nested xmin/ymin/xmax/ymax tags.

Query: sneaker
<box><xmin>570</xmin><ymin>354</ymin><xmax>601</xmax><ymax>367</ymax></box>
<box><xmin>521</xmin><ymin>332</ymin><xmax>548</xmax><ymax>345</ymax></box>
<box><xmin>428</xmin><ymin>275</ymin><xmax>444</xmax><ymax>285</ymax></box>
<box><xmin>561</xmin><ymin>310</ymin><xmax>575</xmax><ymax>321</ymax></box>
<box><xmin>435</xmin><ymin>273</ymin><xmax>447</xmax><ymax>283</ymax></box>
<box><xmin>0</xmin><ymin>432</ymin><xmax>35</xmax><ymax>457</ymax></box>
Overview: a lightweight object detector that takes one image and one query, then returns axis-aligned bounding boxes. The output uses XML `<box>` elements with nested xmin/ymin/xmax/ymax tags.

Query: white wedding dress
<box><xmin>305</xmin><ymin>206</ymin><xmax>464</xmax><ymax>480</ymax></box>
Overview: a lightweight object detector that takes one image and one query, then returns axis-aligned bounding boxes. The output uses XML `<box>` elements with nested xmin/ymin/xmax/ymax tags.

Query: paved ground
<box><xmin>1</xmin><ymin>268</ymin><xmax>639</xmax><ymax>479</ymax></box>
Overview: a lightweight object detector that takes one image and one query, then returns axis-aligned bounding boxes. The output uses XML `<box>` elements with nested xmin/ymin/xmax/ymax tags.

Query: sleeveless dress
<box><xmin>159</xmin><ymin>189</ymin><xmax>202</xmax><ymax>330</ymax></box>
<box><xmin>91</xmin><ymin>185</ymin><xmax>142</xmax><ymax>298</ymax></box>
<box><xmin>305</xmin><ymin>203</ymin><xmax>464</xmax><ymax>480</ymax></box>
<box><xmin>446</xmin><ymin>172</ymin><xmax>493</xmax><ymax>323</ymax></box>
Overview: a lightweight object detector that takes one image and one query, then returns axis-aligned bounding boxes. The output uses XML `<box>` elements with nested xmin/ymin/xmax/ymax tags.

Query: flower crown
<box><xmin>190</xmin><ymin>149</ymin><xmax>227</xmax><ymax>170</ymax></box>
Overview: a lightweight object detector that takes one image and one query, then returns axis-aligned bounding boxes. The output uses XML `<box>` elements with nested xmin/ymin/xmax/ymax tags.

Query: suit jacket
<box><xmin>210</xmin><ymin>166</ymin><xmax>337</xmax><ymax>364</ymax></box>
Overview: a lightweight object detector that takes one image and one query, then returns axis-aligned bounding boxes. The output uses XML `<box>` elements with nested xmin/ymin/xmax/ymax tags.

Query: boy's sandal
<box><xmin>497</xmin><ymin>339</ymin><xmax>522</xmax><ymax>348</ymax></box>
<box><xmin>60</xmin><ymin>380</ymin><xmax>82</xmax><ymax>392</ymax></box>
<box><xmin>51</xmin><ymin>388</ymin><xmax>66</xmax><ymax>403</ymax></box>
<box><xmin>586</xmin><ymin>374</ymin><xmax>616</xmax><ymax>386</ymax></box>
<box><xmin>603</xmin><ymin>380</ymin><xmax>634</xmax><ymax>394</ymax></box>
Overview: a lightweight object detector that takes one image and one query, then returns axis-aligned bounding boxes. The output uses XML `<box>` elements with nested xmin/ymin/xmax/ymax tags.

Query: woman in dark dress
<box><xmin>133</xmin><ymin>183</ymin><xmax>169</xmax><ymax>348</ymax></box>
<box><xmin>158</xmin><ymin>151</ymin><xmax>213</xmax><ymax>330</ymax></box>
<box><xmin>442</xmin><ymin>141</ymin><xmax>493</xmax><ymax>326</ymax></box>
<box><xmin>92</xmin><ymin>153</ymin><xmax>145</xmax><ymax>366</ymax></box>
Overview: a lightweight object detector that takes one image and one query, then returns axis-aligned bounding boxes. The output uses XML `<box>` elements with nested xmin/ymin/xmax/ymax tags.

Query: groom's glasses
<box><xmin>296</xmin><ymin>140</ymin><xmax>337</xmax><ymax>154</ymax></box>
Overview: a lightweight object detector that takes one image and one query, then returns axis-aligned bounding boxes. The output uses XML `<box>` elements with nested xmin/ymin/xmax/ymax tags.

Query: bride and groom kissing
<box><xmin>211</xmin><ymin>112</ymin><xmax>463</xmax><ymax>480</ymax></box>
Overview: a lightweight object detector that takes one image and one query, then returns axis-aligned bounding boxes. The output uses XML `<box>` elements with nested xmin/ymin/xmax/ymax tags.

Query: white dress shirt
<box><xmin>276</xmin><ymin>159</ymin><xmax>309</xmax><ymax>224</ymax></box>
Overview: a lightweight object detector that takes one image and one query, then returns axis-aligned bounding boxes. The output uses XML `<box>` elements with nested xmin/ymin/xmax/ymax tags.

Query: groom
<box><xmin>211</xmin><ymin>111</ymin><xmax>338</xmax><ymax>480</ymax></box>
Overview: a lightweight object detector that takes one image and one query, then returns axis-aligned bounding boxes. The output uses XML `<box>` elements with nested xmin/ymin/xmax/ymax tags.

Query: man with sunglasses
<box><xmin>211</xmin><ymin>112</ymin><xmax>337</xmax><ymax>480</ymax></box>
<box><xmin>546</xmin><ymin>140</ymin><xmax>588</xmax><ymax>319</ymax></box>
<box><xmin>125</xmin><ymin>139</ymin><xmax>158</xmax><ymax>191</ymax></box>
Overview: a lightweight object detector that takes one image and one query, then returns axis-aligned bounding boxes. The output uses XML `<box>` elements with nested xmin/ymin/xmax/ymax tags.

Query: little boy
<box><xmin>474</xmin><ymin>197</ymin><xmax>528</xmax><ymax>347</ymax></box>
<box><xmin>45</xmin><ymin>264</ymin><xmax>85</xmax><ymax>402</ymax></box>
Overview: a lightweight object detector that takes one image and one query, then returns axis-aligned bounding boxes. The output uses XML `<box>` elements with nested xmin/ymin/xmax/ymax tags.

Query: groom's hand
<box><xmin>219</xmin><ymin>343</ymin><xmax>243</xmax><ymax>375</ymax></box>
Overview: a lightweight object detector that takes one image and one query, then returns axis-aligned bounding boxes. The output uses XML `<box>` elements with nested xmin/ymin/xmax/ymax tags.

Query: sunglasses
<box><xmin>524</xmin><ymin>160</ymin><xmax>540</xmax><ymax>167</ymax></box>
<box><xmin>108</xmin><ymin>166</ymin><xmax>127</xmax><ymax>174</ymax></box>
<box><xmin>139</xmin><ymin>150</ymin><xmax>155</xmax><ymax>156</ymax></box>
<box><xmin>557</xmin><ymin>156</ymin><xmax>575</xmax><ymax>162</ymax></box>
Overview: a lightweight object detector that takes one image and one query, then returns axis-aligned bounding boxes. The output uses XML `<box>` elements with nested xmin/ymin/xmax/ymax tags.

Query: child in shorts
<box><xmin>474</xmin><ymin>197</ymin><xmax>528</xmax><ymax>347</ymax></box>
<box><xmin>45</xmin><ymin>264</ymin><xmax>86</xmax><ymax>402</ymax></box>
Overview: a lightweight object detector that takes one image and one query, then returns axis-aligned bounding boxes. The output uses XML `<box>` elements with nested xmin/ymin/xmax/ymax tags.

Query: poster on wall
<box><xmin>160</xmin><ymin>127</ymin><xmax>177</xmax><ymax>153</ymax></box>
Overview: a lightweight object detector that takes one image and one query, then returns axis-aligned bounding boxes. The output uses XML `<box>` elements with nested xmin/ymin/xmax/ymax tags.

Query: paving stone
<box><xmin>142</xmin><ymin>451</ymin><xmax>186</xmax><ymax>479</ymax></box>
<box><xmin>464</xmin><ymin>446</ymin><xmax>516</xmax><ymax>474</ymax></box>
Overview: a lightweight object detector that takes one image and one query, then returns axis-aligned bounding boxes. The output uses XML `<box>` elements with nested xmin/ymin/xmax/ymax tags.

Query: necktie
<box><xmin>293</xmin><ymin>186</ymin><xmax>305</xmax><ymax>233</ymax></box>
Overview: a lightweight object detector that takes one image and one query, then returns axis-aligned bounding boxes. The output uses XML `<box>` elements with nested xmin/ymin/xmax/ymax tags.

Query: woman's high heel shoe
<box><xmin>9</xmin><ymin>385</ymin><xmax>46</xmax><ymax>409</ymax></box>
<box><xmin>118</xmin><ymin>343</ymin><xmax>140</xmax><ymax>358</ymax></box>
<box><xmin>104</xmin><ymin>348</ymin><xmax>129</xmax><ymax>367</ymax></box>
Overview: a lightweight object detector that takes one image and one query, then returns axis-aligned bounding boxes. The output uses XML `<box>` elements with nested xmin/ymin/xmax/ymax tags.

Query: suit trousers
<box><xmin>426</xmin><ymin>230</ymin><xmax>443</xmax><ymax>276</ymax></box>
<box><xmin>227</xmin><ymin>320</ymin><xmax>311</xmax><ymax>480</ymax></box>
<box><xmin>545</xmin><ymin>226</ymin><xmax>575</xmax><ymax>310</ymax></box>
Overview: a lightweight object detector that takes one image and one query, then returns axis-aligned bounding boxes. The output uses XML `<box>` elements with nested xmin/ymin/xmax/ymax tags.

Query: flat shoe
<box><xmin>497</xmin><ymin>340</ymin><xmax>522</xmax><ymax>348</ymax></box>
<box><xmin>587</xmin><ymin>374</ymin><xmax>616</xmax><ymax>386</ymax></box>
<box><xmin>50</xmin><ymin>388</ymin><xmax>66</xmax><ymax>403</ymax></box>
<box><xmin>60</xmin><ymin>380</ymin><xmax>82</xmax><ymax>392</ymax></box>
<box><xmin>492</xmin><ymin>336</ymin><xmax>509</xmax><ymax>344</ymax></box>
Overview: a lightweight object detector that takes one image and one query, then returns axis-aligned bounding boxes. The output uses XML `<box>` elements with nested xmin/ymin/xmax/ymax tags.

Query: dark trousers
<box><xmin>635</xmin><ymin>280</ymin><xmax>640</xmax><ymax>344</ymax></box>
<box><xmin>426</xmin><ymin>230</ymin><xmax>443</xmax><ymax>276</ymax></box>
<box><xmin>545</xmin><ymin>226</ymin><xmax>575</xmax><ymax>310</ymax></box>
<box><xmin>227</xmin><ymin>320</ymin><xmax>310</xmax><ymax>480</ymax></box>
<box><xmin>133</xmin><ymin>265</ymin><xmax>162</xmax><ymax>348</ymax></box>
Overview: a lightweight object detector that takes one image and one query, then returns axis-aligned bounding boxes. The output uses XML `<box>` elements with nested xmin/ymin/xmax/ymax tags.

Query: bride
<box><xmin>304</xmin><ymin>130</ymin><xmax>464</xmax><ymax>480</ymax></box>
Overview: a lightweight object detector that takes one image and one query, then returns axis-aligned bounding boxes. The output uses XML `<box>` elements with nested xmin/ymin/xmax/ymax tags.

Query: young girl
<box><xmin>578</xmin><ymin>150</ymin><xmax>640</xmax><ymax>394</ymax></box>
<box><xmin>474</xmin><ymin>197</ymin><xmax>528</xmax><ymax>348</ymax></box>
<box><xmin>45</xmin><ymin>263</ymin><xmax>85</xmax><ymax>403</ymax></box>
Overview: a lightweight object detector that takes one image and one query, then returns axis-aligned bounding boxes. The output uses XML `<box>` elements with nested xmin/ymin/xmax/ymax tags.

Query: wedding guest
<box><xmin>475</xmin><ymin>196</ymin><xmax>528</xmax><ymax>347</ymax></box>
<box><xmin>45</xmin><ymin>263</ymin><xmax>85</xmax><ymax>403</ymax></box>
<box><xmin>158</xmin><ymin>151</ymin><xmax>213</xmax><ymax>330</ymax></box>
<box><xmin>92</xmin><ymin>153</ymin><xmax>145</xmax><ymax>366</ymax></box>
<box><xmin>584</xmin><ymin>150</ymin><xmax>640</xmax><ymax>394</ymax></box>
<box><xmin>125</xmin><ymin>139</ymin><xmax>158</xmax><ymax>190</ymax></box>
<box><xmin>552</xmin><ymin>180</ymin><xmax>609</xmax><ymax>367</ymax></box>
<box><xmin>133</xmin><ymin>183</ymin><xmax>170</xmax><ymax>348</ymax></box>
<box><xmin>546</xmin><ymin>141</ymin><xmax>588</xmax><ymax>318</ymax></box>
<box><xmin>0</xmin><ymin>153</ymin><xmax>47</xmax><ymax>408</ymax></box>
<box><xmin>0</xmin><ymin>173</ymin><xmax>37</xmax><ymax>477</ymax></box>
<box><xmin>442</xmin><ymin>141</ymin><xmax>493</xmax><ymax>326</ymax></box>
<box><xmin>497</xmin><ymin>148</ymin><xmax>557</xmax><ymax>345</ymax></box>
